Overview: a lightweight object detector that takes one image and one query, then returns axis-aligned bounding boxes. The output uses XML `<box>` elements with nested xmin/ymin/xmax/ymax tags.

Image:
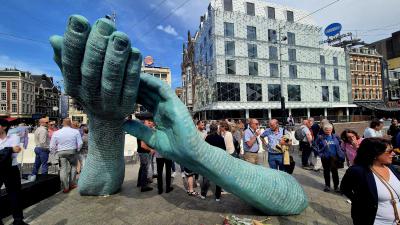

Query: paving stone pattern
<box><xmin>3</xmin><ymin>152</ymin><xmax>353</xmax><ymax>225</ymax></box>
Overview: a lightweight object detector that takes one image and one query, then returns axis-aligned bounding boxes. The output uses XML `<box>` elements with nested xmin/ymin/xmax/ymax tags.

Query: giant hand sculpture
<box><xmin>50</xmin><ymin>15</ymin><xmax>308</xmax><ymax>215</ymax></box>
<box><xmin>50</xmin><ymin>15</ymin><xmax>141</xmax><ymax>195</ymax></box>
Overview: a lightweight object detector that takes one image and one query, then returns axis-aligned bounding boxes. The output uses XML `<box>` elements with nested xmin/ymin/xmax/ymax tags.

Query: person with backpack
<box><xmin>260</xmin><ymin>119</ymin><xmax>289</xmax><ymax>171</ymax></box>
<box><xmin>295</xmin><ymin>119</ymin><xmax>314</xmax><ymax>169</ymax></box>
<box><xmin>316</xmin><ymin>123</ymin><xmax>345</xmax><ymax>192</ymax></box>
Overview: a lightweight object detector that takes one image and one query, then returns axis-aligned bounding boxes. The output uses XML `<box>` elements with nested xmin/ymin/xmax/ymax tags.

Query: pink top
<box><xmin>341</xmin><ymin>138</ymin><xmax>363</xmax><ymax>166</ymax></box>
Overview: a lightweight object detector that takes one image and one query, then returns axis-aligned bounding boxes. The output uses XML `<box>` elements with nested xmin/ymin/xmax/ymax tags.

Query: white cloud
<box><xmin>157</xmin><ymin>24</ymin><xmax>179</xmax><ymax>36</ymax></box>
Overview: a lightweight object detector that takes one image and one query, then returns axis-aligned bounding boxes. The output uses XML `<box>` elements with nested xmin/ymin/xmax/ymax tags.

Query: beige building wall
<box><xmin>141</xmin><ymin>66</ymin><xmax>171</xmax><ymax>86</ymax></box>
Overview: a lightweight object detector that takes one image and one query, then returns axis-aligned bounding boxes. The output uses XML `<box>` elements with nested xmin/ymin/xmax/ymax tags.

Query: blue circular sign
<box><xmin>324</xmin><ymin>23</ymin><xmax>342</xmax><ymax>37</ymax></box>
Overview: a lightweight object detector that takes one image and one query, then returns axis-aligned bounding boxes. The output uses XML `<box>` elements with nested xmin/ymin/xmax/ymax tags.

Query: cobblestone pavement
<box><xmin>3</xmin><ymin>152</ymin><xmax>353</xmax><ymax>225</ymax></box>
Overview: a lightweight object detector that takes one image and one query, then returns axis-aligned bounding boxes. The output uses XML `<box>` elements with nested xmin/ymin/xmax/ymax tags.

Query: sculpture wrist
<box><xmin>78</xmin><ymin>114</ymin><xmax>126</xmax><ymax>195</ymax></box>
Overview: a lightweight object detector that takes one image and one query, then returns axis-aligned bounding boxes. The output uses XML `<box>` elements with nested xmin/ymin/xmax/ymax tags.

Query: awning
<box><xmin>355</xmin><ymin>101</ymin><xmax>400</xmax><ymax>112</ymax></box>
<box><xmin>4</xmin><ymin>117</ymin><xmax>18</xmax><ymax>122</ymax></box>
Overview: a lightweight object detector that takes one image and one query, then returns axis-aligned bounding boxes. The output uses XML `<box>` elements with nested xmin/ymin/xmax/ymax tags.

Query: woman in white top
<box><xmin>0</xmin><ymin>118</ymin><xmax>28</xmax><ymax>225</ymax></box>
<box><xmin>219</xmin><ymin>121</ymin><xmax>235</xmax><ymax>155</ymax></box>
<box><xmin>341</xmin><ymin>138</ymin><xmax>400</xmax><ymax>225</ymax></box>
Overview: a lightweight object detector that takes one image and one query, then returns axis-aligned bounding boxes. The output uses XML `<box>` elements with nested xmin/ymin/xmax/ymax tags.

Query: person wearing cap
<box><xmin>0</xmin><ymin>119</ymin><xmax>28</xmax><ymax>225</ymax></box>
<box><xmin>135</xmin><ymin>112</ymin><xmax>156</xmax><ymax>192</ymax></box>
<box><xmin>30</xmin><ymin>117</ymin><xmax>50</xmax><ymax>180</ymax></box>
<box><xmin>50</xmin><ymin>118</ymin><xmax>82</xmax><ymax>193</ymax></box>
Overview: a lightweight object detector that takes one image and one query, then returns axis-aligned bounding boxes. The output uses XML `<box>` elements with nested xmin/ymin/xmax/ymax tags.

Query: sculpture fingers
<box><xmin>62</xmin><ymin>15</ymin><xmax>91</xmax><ymax>97</ymax></box>
<box><xmin>49</xmin><ymin>35</ymin><xmax>63</xmax><ymax>70</ymax></box>
<box><xmin>81</xmin><ymin>18</ymin><xmax>116</xmax><ymax>109</ymax></box>
<box><xmin>120</xmin><ymin>48</ymin><xmax>142</xmax><ymax>110</ymax></box>
<box><xmin>101</xmin><ymin>31</ymin><xmax>131</xmax><ymax>111</ymax></box>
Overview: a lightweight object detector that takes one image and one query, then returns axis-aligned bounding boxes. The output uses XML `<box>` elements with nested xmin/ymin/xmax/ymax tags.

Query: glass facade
<box><xmin>288</xmin><ymin>85</ymin><xmax>301</xmax><ymax>101</ymax></box>
<box><xmin>268</xmin><ymin>84</ymin><xmax>281</xmax><ymax>101</ymax></box>
<box><xmin>216</xmin><ymin>82</ymin><xmax>240</xmax><ymax>101</ymax></box>
<box><xmin>322</xmin><ymin>86</ymin><xmax>329</xmax><ymax>102</ymax></box>
<box><xmin>246</xmin><ymin>83</ymin><xmax>262</xmax><ymax>101</ymax></box>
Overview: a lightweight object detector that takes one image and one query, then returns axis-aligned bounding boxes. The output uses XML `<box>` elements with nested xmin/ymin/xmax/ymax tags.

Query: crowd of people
<box><xmin>1</xmin><ymin>114</ymin><xmax>400</xmax><ymax>225</ymax></box>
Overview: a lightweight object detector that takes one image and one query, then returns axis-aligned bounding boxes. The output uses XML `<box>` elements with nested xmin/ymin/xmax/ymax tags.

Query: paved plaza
<box><xmin>3</xmin><ymin>151</ymin><xmax>353</xmax><ymax>225</ymax></box>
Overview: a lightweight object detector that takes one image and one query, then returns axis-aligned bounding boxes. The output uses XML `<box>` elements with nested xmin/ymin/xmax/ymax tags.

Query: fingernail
<box><xmin>96</xmin><ymin>19</ymin><xmax>115</xmax><ymax>36</ymax></box>
<box><xmin>69</xmin><ymin>16</ymin><xmax>87</xmax><ymax>33</ymax></box>
<box><xmin>113</xmin><ymin>36</ymin><xmax>129</xmax><ymax>51</ymax></box>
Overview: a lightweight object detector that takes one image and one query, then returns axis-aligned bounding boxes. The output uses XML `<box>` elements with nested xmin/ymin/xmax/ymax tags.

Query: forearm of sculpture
<box><xmin>179</xmin><ymin>141</ymin><xmax>308</xmax><ymax>215</ymax></box>
<box><xmin>78</xmin><ymin>115</ymin><xmax>125</xmax><ymax>196</ymax></box>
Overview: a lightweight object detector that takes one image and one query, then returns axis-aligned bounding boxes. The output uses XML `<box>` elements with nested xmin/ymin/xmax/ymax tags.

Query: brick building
<box><xmin>32</xmin><ymin>74</ymin><xmax>60</xmax><ymax>120</ymax></box>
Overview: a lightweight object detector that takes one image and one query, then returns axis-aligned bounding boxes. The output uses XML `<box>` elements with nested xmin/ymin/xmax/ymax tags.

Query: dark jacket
<box><xmin>340</xmin><ymin>165</ymin><xmax>400</xmax><ymax>225</ymax></box>
<box><xmin>205</xmin><ymin>133</ymin><xmax>226</xmax><ymax>150</ymax></box>
<box><xmin>315</xmin><ymin>134</ymin><xmax>345</xmax><ymax>160</ymax></box>
<box><xmin>0</xmin><ymin>147</ymin><xmax>14</xmax><ymax>171</ymax></box>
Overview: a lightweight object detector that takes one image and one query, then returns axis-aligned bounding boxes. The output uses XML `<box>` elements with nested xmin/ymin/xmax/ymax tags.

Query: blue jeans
<box><xmin>32</xmin><ymin>147</ymin><xmax>49</xmax><ymax>175</ymax></box>
<box><xmin>268</xmin><ymin>153</ymin><xmax>284</xmax><ymax>171</ymax></box>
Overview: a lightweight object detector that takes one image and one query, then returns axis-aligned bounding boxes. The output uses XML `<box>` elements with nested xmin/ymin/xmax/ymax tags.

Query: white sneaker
<box><xmin>215</xmin><ymin>198</ymin><xmax>220</xmax><ymax>202</ymax></box>
<box><xmin>171</xmin><ymin>172</ymin><xmax>176</xmax><ymax>178</ymax></box>
<box><xmin>28</xmin><ymin>175</ymin><xmax>36</xmax><ymax>182</ymax></box>
<box><xmin>200</xmin><ymin>195</ymin><xmax>206</xmax><ymax>199</ymax></box>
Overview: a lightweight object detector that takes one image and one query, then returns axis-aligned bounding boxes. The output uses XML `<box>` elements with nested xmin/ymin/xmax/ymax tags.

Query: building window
<box><xmin>286</xmin><ymin>10</ymin><xmax>294</xmax><ymax>22</ymax></box>
<box><xmin>362</xmin><ymin>89</ymin><xmax>367</xmax><ymax>99</ymax></box>
<box><xmin>225</xmin><ymin>41</ymin><xmax>235</xmax><ymax>56</ymax></box>
<box><xmin>288</xmin><ymin>85</ymin><xmax>301</xmax><ymax>101</ymax></box>
<box><xmin>22</xmin><ymin>104</ymin><xmax>25</xmax><ymax>113</ymax></box>
<box><xmin>355</xmin><ymin>76</ymin><xmax>358</xmax><ymax>85</ymax></box>
<box><xmin>12</xmin><ymin>92</ymin><xmax>17</xmax><ymax>101</ymax></box>
<box><xmin>334</xmin><ymin>68</ymin><xmax>339</xmax><ymax>80</ymax></box>
<box><xmin>268</xmin><ymin>29</ymin><xmax>277</xmax><ymax>42</ymax></box>
<box><xmin>289</xmin><ymin>65</ymin><xmax>297</xmax><ymax>78</ymax></box>
<box><xmin>376</xmin><ymin>90</ymin><xmax>380</xmax><ymax>99</ymax></box>
<box><xmin>320</xmin><ymin>55</ymin><xmax>325</xmax><ymax>64</ymax></box>
<box><xmin>270</xmin><ymin>63</ymin><xmax>279</xmax><ymax>77</ymax></box>
<box><xmin>0</xmin><ymin>104</ymin><xmax>6</xmax><ymax>112</ymax></box>
<box><xmin>333</xmin><ymin>86</ymin><xmax>340</xmax><ymax>102</ymax></box>
<box><xmin>269</xmin><ymin>46</ymin><xmax>278</xmax><ymax>60</ymax></box>
<box><xmin>322</xmin><ymin>86</ymin><xmax>329</xmax><ymax>102</ymax></box>
<box><xmin>248</xmin><ymin>61</ymin><xmax>258</xmax><ymax>76</ymax></box>
<box><xmin>246</xmin><ymin>83</ymin><xmax>262</xmax><ymax>101</ymax></box>
<box><xmin>287</xmin><ymin>32</ymin><xmax>295</xmax><ymax>45</ymax></box>
<box><xmin>248</xmin><ymin>43</ymin><xmax>257</xmax><ymax>58</ymax></box>
<box><xmin>12</xmin><ymin>104</ymin><xmax>17</xmax><ymax>113</ymax></box>
<box><xmin>224</xmin><ymin>22</ymin><xmax>234</xmax><ymax>37</ymax></box>
<box><xmin>333</xmin><ymin>57</ymin><xmax>338</xmax><ymax>66</ymax></box>
<box><xmin>370</xmin><ymin>90</ymin><xmax>374</xmax><ymax>99</ymax></box>
<box><xmin>246</xmin><ymin>2</ymin><xmax>255</xmax><ymax>16</ymax></box>
<box><xmin>224</xmin><ymin>0</ymin><xmax>233</xmax><ymax>11</ymax></box>
<box><xmin>321</xmin><ymin>68</ymin><xmax>326</xmax><ymax>80</ymax></box>
<box><xmin>247</xmin><ymin>26</ymin><xmax>257</xmax><ymax>40</ymax></box>
<box><xmin>268</xmin><ymin>84</ymin><xmax>281</xmax><ymax>101</ymax></box>
<box><xmin>355</xmin><ymin>89</ymin><xmax>359</xmax><ymax>99</ymax></box>
<box><xmin>288</xmin><ymin>49</ymin><xmax>296</xmax><ymax>61</ymax></box>
<box><xmin>1</xmin><ymin>93</ymin><xmax>6</xmax><ymax>101</ymax></box>
<box><xmin>216</xmin><ymin>82</ymin><xmax>240</xmax><ymax>101</ymax></box>
<box><xmin>1</xmin><ymin>82</ymin><xmax>6</xmax><ymax>89</ymax></box>
<box><xmin>226</xmin><ymin>60</ymin><xmax>236</xmax><ymax>74</ymax></box>
<box><xmin>267</xmin><ymin>6</ymin><xmax>275</xmax><ymax>19</ymax></box>
<box><xmin>11</xmin><ymin>82</ymin><xmax>17</xmax><ymax>90</ymax></box>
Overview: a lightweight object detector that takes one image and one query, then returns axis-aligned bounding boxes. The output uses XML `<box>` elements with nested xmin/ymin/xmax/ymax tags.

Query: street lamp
<box><xmin>277</xmin><ymin>25</ymin><xmax>288</xmax><ymax>123</ymax></box>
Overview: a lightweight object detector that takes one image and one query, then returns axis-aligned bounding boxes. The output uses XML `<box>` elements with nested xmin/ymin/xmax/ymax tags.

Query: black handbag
<box><xmin>285</xmin><ymin>156</ymin><xmax>296</xmax><ymax>174</ymax></box>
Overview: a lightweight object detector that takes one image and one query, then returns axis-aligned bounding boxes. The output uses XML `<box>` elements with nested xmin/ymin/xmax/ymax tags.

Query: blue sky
<box><xmin>0</xmin><ymin>0</ymin><xmax>399</xmax><ymax>90</ymax></box>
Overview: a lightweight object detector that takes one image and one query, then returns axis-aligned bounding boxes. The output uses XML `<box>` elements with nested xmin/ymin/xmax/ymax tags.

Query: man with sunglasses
<box><xmin>30</xmin><ymin>117</ymin><xmax>50</xmax><ymax>181</ymax></box>
<box><xmin>243</xmin><ymin>119</ymin><xmax>261</xmax><ymax>165</ymax></box>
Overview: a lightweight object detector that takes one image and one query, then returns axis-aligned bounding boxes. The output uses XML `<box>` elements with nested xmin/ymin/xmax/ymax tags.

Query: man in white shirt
<box><xmin>0</xmin><ymin>119</ymin><xmax>28</xmax><ymax>225</ymax></box>
<box><xmin>50</xmin><ymin>118</ymin><xmax>83</xmax><ymax>193</ymax></box>
<box><xmin>364</xmin><ymin>120</ymin><xmax>384</xmax><ymax>138</ymax></box>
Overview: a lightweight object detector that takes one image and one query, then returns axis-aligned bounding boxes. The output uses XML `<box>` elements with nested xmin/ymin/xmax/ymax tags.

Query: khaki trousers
<box><xmin>244</xmin><ymin>152</ymin><xmax>259</xmax><ymax>165</ymax></box>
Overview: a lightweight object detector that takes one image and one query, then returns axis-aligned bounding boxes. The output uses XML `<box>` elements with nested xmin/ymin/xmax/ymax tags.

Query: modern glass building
<box><xmin>192</xmin><ymin>0</ymin><xmax>355</xmax><ymax>120</ymax></box>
